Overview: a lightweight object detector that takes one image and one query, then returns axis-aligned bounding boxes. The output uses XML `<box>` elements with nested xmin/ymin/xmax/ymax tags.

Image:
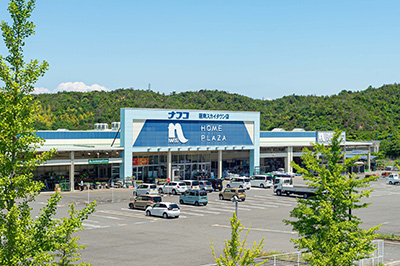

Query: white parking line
<box><xmin>82</xmin><ymin>222</ymin><xmax>103</xmax><ymax>228</ymax></box>
<box><xmin>240</xmin><ymin>201</ymin><xmax>279</xmax><ymax>208</ymax></box>
<box><xmin>239</xmin><ymin>204</ymin><xmax>265</xmax><ymax>209</ymax></box>
<box><xmin>181</xmin><ymin>211</ymin><xmax>204</xmax><ymax>216</ymax></box>
<box><xmin>120</xmin><ymin>207</ymin><xmax>146</xmax><ymax>213</ymax></box>
<box><xmin>180</xmin><ymin>206</ymin><xmax>220</xmax><ymax>214</ymax></box>
<box><xmin>253</xmin><ymin>195</ymin><xmax>297</xmax><ymax>204</ymax></box>
<box><xmin>84</xmin><ymin>219</ymin><xmax>100</xmax><ymax>223</ymax></box>
<box><xmin>206</xmin><ymin>207</ymin><xmax>239</xmax><ymax>213</ymax></box>
<box><xmin>91</xmin><ymin>213</ymin><xmax>122</xmax><ymax>220</ymax></box>
<box><xmin>245</xmin><ymin>198</ymin><xmax>293</xmax><ymax>207</ymax></box>
<box><xmin>206</xmin><ymin>205</ymin><xmax>252</xmax><ymax>212</ymax></box>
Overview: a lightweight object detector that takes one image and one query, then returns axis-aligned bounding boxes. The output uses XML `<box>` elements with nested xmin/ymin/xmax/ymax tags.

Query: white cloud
<box><xmin>55</xmin><ymin>82</ymin><xmax>110</xmax><ymax>93</ymax></box>
<box><xmin>32</xmin><ymin>87</ymin><xmax>52</xmax><ymax>94</ymax></box>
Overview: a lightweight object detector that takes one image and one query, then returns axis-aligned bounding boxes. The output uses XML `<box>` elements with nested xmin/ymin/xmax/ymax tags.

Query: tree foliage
<box><xmin>284</xmin><ymin>131</ymin><xmax>380</xmax><ymax>265</ymax></box>
<box><xmin>0</xmin><ymin>1</ymin><xmax>95</xmax><ymax>265</ymax></box>
<box><xmin>211</xmin><ymin>212</ymin><xmax>267</xmax><ymax>266</ymax></box>
<box><xmin>32</xmin><ymin>84</ymin><xmax>400</xmax><ymax>157</ymax></box>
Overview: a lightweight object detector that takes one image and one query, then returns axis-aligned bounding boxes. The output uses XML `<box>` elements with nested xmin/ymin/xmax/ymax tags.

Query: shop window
<box><xmin>159</xmin><ymin>155</ymin><xmax>166</xmax><ymax>163</ymax></box>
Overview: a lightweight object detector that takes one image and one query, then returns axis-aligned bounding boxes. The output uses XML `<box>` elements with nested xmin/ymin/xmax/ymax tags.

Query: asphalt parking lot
<box><xmin>33</xmin><ymin>173</ymin><xmax>400</xmax><ymax>266</ymax></box>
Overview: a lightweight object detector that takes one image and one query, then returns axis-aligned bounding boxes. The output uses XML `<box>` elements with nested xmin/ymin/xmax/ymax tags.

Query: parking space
<box><xmin>31</xmin><ymin>174</ymin><xmax>400</xmax><ymax>266</ymax></box>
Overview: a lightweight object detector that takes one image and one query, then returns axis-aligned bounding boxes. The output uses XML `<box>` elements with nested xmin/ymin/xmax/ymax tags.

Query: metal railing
<box><xmin>354</xmin><ymin>240</ymin><xmax>384</xmax><ymax>266</ymax></box>
<box><xmin>204</xmin><ymin>240</ymin><xmax>384</xmax><ymax>266</ymax></box>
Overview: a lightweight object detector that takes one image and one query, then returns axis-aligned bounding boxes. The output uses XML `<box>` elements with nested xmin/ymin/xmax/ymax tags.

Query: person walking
<box><xmin>80</xmin><ymin>180</ymin><xmax>84</xmax><ymax>191</ymax></box>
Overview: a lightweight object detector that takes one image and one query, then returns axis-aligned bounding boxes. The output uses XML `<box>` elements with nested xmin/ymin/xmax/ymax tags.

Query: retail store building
<box><xmin>34</xmin><ymin>108</ymin><xmax>377</xmax><ymax>191</ymax></box>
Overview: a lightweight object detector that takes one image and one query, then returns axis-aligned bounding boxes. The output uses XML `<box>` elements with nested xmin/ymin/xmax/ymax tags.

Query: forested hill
<box><xmin>33</xmin><ymin>84</ymin><xmax>400</xmax><ymax>141</ymax></box>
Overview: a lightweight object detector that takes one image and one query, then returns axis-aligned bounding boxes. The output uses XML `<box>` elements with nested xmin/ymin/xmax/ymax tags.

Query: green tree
<box><xmin>383</xmin><ymin>130</ymin><xmax>400</xmax><ymax>158</ymax></box>
<box><xmin>0</xmin><ymin>0</ymin><xmax>95</xmax><ymax>265</ymax></box>
<box><xmin>284</xmin><ymin>131</ymin><xmax>380</xmax><ymax>265</ymax></box>
<box><xmin>211</xmin><ymin>212</ymin><xmax>267</xmax><ymax>266</ymax></box>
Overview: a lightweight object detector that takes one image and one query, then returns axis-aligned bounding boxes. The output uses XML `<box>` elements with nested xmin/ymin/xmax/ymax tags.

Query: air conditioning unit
<box><xmin>94</xmin><ymin>123</ymin><xmax>109</xmax><ymax>130</ymax></box>
<box><xmin>111</xmin><ymin>122</ymin><xmax>120</xmax><ymax>130</ymax></box>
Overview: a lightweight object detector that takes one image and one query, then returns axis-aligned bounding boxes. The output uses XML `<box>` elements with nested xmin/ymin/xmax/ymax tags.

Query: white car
<box><xmin>158</xmin><ymin>181</ymin><xmax>187</xmax><ymax>195</ymax></box>
<box><xmin>133</xmin><ymin>183</ymin><xmax>158</xmax><ymax>196</ymax></box>
<box><xmin>250</xmin><ymin>175</ymin><xmax>273</xmax><ymax>188</ymax></box>
<box><xmin>386</xmin><ymin>174</ymin><xmax>400</xmax><ymax>185</ymax></box>
<box><xmin>183</xmin><ymin>180</ymin><xmax>201</xmax><ymax>190</ymax></box>
<box><xmin>226</xmin><ymin>177</ymin><xmax>251</xmax><ymax>190</ymax></box>
<box><xmin>145</xmin><ymin>202</ymin><xmax>180</xmax><ymax>218</ymax></box>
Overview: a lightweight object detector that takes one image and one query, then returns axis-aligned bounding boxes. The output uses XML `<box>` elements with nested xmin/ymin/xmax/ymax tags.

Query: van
<box><xmin>179</xmin><ymin>189</ymin><xmax>208</xmax><ymax>206</ymax></box>
<box><xmin>250</xmin><ymin>175</ymin><xmax>273</xmax><ymax>188</ymax></box>
<box><xmin>183</xmin><ymin>180</ymin><xmax>200</xmax><ymax>190</ymax></box>
<box><xmin>226</xmin><ymin>177</ymin><xmax>251</xmax><ymax>190</ymax></box>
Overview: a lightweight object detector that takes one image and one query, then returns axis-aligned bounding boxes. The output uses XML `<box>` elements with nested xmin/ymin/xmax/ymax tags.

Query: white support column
<box><xmin>121</xmin><ymin>150</ymin><xmax>133</xmax><ymax>183</ymax></box>
<box><xmin>70</xmin><ymin>151</ymin><xmax>75</xmax><ymax>191</ymax></box>
<box><xmin>285</xmin><ymin>146</ymin><xmax>293</xmax><ymax>173</ymax></box>
<box><xmin>218</xmin><ymin>150</ymin><xmax>222</xmax><ymax>179</ymax></box>
<box><xmin>367</xmin><ymin>146</ymin><xmax>371</xmax><ymax>171</ymax></box>
<box><xmin>167</xmin><ymin>151</ymin><xmax>172</xmax><ymax>180</ymax></box>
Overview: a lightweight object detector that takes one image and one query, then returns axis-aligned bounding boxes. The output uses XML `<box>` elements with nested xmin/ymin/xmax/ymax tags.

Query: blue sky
<box><xmin>0</xmin><ymin>0</ymin><xmax>399</xmax><ymax>99</ymax></box>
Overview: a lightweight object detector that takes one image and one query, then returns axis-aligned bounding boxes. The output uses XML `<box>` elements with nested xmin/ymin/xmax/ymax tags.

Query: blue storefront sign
<box><xmin>133</xmin><ymin>120</ymin><xmax>253</xmax><ymax>147</ymax></box>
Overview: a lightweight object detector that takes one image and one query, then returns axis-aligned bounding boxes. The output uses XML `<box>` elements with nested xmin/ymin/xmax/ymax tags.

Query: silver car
<box><xmin>133</xmin><ymin>183</ymin><xmax>158</xmax><ymax>196</ymax></box>
<box><xmin>199</xmin><ymin>180</ymin><xmax>213</xmax><ymax>192</ymax></box>
<box><xmin>158</xmin><ymin>181</ymin><xmax>187</xmax><ymax>195</ymax></box>
<box><xmin>226</xmin><ymin>177</ymin><xmax>251</xmax><ymax>190</ymax></box>
<box><xmin>145</xmin><ymin>202</ymin><xmax>180</xmax><ymax>219</ymax></box>
<box><xmin>250</xmin><ymin>175</ymin><xmax>273</xmax><ymax>188</ymax></box>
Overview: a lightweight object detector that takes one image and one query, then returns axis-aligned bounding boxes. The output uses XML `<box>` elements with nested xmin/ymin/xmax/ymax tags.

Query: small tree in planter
<box><xmin>211</xmin><ymin>212</ymin><xmax>267</xmax><ymax>266</ymax></box>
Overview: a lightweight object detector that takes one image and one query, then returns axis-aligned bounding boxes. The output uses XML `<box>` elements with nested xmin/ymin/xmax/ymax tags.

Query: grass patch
<box><xmin>376</xmin><ymin>233</ymin><xmax>400</xmax><ymax>241</ymax></box>
<box><xmin>258</xmin><ymin>250</ymin><xmax>283</xmax><ymax>257</ymax></box>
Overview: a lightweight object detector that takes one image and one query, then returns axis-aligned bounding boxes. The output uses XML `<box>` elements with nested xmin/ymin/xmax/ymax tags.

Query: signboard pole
<box><xmin>111</xmin><ymin>181</ymin><xmax>114</xmax><ymax>203</ymax></box>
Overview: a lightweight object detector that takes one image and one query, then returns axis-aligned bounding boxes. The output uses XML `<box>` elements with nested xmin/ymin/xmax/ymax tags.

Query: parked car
<box><xmin>219</xmin><ymin>188</ymin><xmax>246</xmax><ymax>201</ymax></box>
<box><xmin>179</xmin><ymin>189</ymin><xmax>208</xmax><ymax>206</ymax></box>
<box><xmin>145</xmin><ymin>202</ymin><xmax>180</xmax><ymax>218</ymax></box>
<box><xmin>158</xmin><ymin>181</ymin><xmax>187</xmax><ymax>195</ymax></box>
<box><xmin>386</xmin><ymin>173</ymin><xmax>400</xmax><ymax>185</ymax></box>
<box><xmin>128</xmin><ymin>195</ymin><xmax>162</xmax><ymax>210</ymax></box>
<box><xmin>133</xmin><ymin>183</ymin><xmax>158</xmax><ymax>196</ymax></box>
<box><xmin>198</xmin><ymin>180</ymin><xmax>213</xmax><ymax>192</ymax></box>
<box><xmin>226</xmin><ymin>177</ymin><xmax>251</xmax><ymax>190</ymax></box>
<box><xmin>183</xmin><ymin>180</ymin><xmax>201</xmax><ymax>190</ymax></box>
<box><xmin>206</xmin><ymin>178</ymin><xmax>223</xmax><ymax>191</ymax></box>
<box><xmin>250</xmin><ymin>175</ymin><xmax>273</xmax><ymax>188</ymax></box>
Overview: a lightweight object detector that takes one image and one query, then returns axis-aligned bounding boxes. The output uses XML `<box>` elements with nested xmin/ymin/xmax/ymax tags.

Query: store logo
<box><xmin>168</xmin><ymin>123</ymin><xmax>188</xmax><ymax>144</ymax></box>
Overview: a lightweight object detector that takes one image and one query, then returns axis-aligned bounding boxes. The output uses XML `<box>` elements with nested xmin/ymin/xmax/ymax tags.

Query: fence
<box><xmin>204</xmin><ymin>240</ymin><xmax>384</xmax><ymax>266</ymax></box>
<box><xmin>354</xmin><ymin>240</ymin><xmax>384</xmax><ymax>266</ymax></box>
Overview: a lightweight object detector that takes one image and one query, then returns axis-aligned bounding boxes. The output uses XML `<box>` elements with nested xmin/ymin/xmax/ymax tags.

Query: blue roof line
<box><xmin>36</xmin><ymin>131</ymin><xmax>120</xmax><ymax>140</ymax></box>
<box><xmin>260</xmin><ymin>131</ymin><xmax>317</xmax><ymax>138</ymax></box>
